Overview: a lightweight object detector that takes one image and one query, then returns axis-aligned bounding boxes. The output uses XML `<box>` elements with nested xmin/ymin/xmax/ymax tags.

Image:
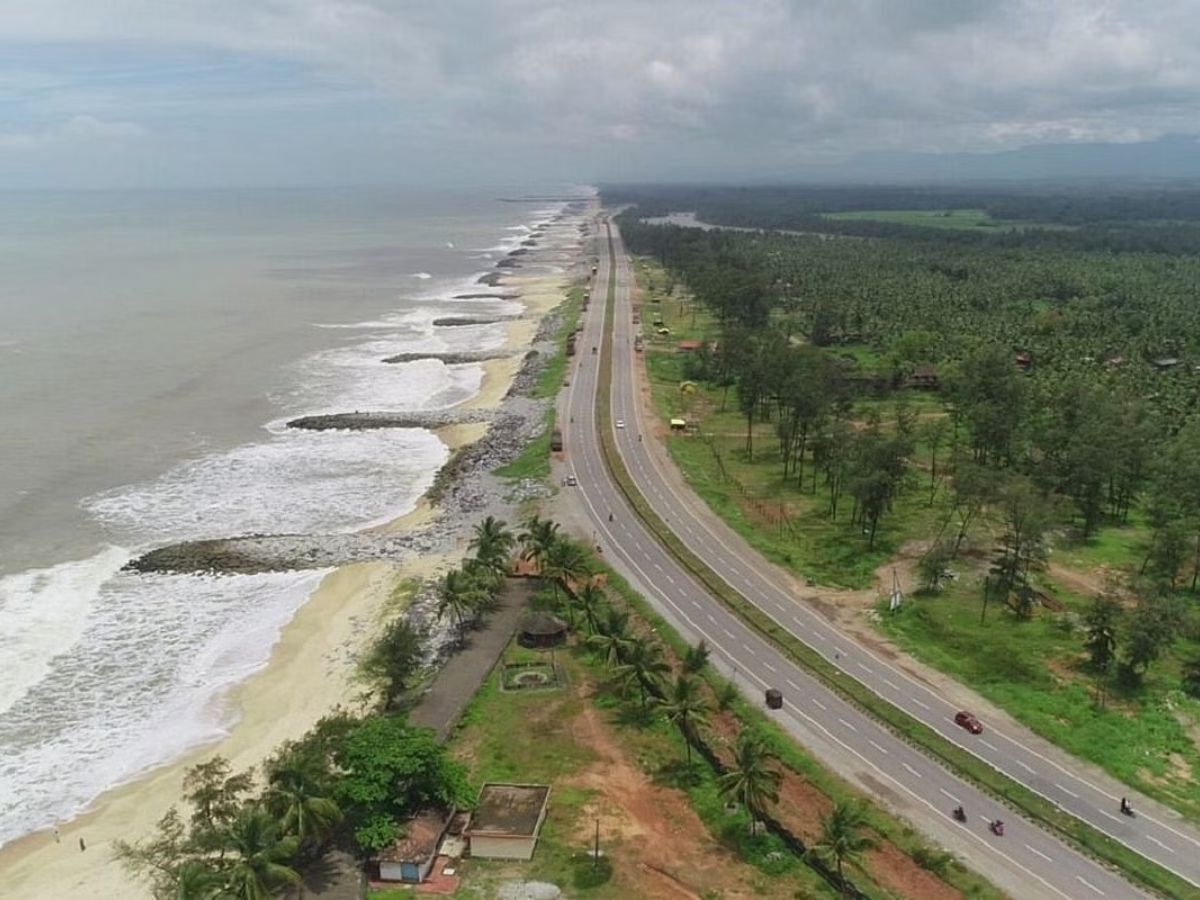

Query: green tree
<box><xmin>470</xmin><ymin>515</ymin><xmax>515</xmax><ymax>575</ymax></box>
<box><xmin>182</xmin><ymin>758</ymin><xmax>254</xmax><ymax>853</ymax></box>
<box><xmin>572</xmin><ymin>582</ymin><xmax>606</xmax><ymax>634</ymax></box>
<box><xmin>917</xmin><ymin>541</ymin><xmax>954</xmax><ymax>593</ymax></box>
<box><xmin>809</xmin><ymin>801</ymin><xmax>878</xmax><ymax>886</ymax></box>
<box><xmin>332</xmin><ymin>716</ymin><xmax>471</xmax><ymax>854</ymax></box>
<box><xmin>987</xmin><ymin>475</ymin><xmax>1053</xmax><ymax>612</ymax></box>
<box><xmin>1082</xmin><ymin>595</ymin><xmax>1122</xmax><ymax>675</ymax></box>
<box><xmin>360</xmin><ymin>618</ymin><xmax>425</xmax><ymax>709</ymax></box>
<box><xmin>656</xmin><ymin>674</ymin><xmax>711</xmax><ymax>766</ymax></box>
<box><xmin>519</xmin><ymin>515</ymin><xmax>560</xmax><ymax>570</ymax></box>
<box><xmin>541</xmin><ymin>537</ymin><xmax>591</xmax><ymax>600</ymax></box>
<box><xmin>949</xmin><ymin>343</ymin><xmax>1024</xmax><ymax>466</ymax></box>
<box><xmin>587</xmin><ymin>607</ymin><xmax>632</xmax><ymax>665</ymax></box>
<box><xmin>1120</xmin><ymin>597</ymin><xmax>1180</xmax><ymax>683</ymax></box>
<box><xmin>264</xmin><ymin>751</ymin><xmax>342</xmax><ymax>853</ymax></box>
<box><xmin>614</xmin><ymin>638</ymin><xmax>670</xmax><ymax>710</ymax></box>
<box><xmin>718</xmin><ymin>732</ymin><xmax>782</xmax><ymax>834</ymax></box>
<box><xmin>219</xmin><ymin>808</ymin><xmax>302</xmax><ymax>900</ymax></box>
<box><xmin>683</xmin><ymin>640</ymin><xmax>711</xmax><ymax>674</ymax></box>
<box><xmin>171</xmin><ymin>861</ymin><xmax>224</xmax><ymax>900</ymax></box>
<box><xmin>1181</xmin><ymin>657</ymin><xmax>1200</xmax><ymax>699</ymax></box>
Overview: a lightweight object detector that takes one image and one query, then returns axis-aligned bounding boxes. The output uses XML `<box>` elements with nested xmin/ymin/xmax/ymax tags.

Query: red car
<box><xmin>955</xmin><ymin>711</ymin><xmax>983</xmax><ymax>734</ymax></box>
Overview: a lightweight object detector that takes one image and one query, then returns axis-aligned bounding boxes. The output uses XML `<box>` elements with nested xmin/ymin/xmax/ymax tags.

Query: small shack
<box><xmin>669</xmin><ymin>418</ymin><xmax>687</xmax><ymax>432</ymax></box>
<box><xmin>375</xmin><ymin>808</ymin><xmax>453</xmax><ymax>884</ymax></box>
<box><xmin>466</xmin><ymin>783</ymin><xmax>551</xmax><ymax>861</ymax></box>
<box><xmin>906</xmin><ymin>364</ymin><xmax>939</xmax><ymax>390</ymax></box>
<box><xmin>518</xmin><ymin>612</ymin><xmax>568</xmax><ymax>649</ymax></box>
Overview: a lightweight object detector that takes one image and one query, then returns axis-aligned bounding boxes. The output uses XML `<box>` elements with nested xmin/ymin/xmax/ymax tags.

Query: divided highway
<box><xmin>559</xmin><ymin>216</ymin><xmax>1153</xmax><ymax>900</ymax></box>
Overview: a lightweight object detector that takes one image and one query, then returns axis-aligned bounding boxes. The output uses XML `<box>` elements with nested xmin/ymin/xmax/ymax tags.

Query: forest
<box><xmin>610</xmin><ymin>184</ymin><xmax>1200</xmax><ymax>818</ymax></box>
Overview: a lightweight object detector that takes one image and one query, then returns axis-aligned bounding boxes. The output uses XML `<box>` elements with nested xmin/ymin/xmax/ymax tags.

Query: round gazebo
<box><xmin>518</xmin><ymin>612</ymin><xmax>568</xmax><ymax>649</ymax></box>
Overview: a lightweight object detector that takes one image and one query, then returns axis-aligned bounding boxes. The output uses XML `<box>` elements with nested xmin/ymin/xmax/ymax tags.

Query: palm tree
<box><xmin>519</xmin><ymin>515</ymin><xmax>560</xmax><ymax>571</ymax></box>
<box><xmin>683</xmin><ymin>640</ymin><xmax>711</xmax><ymax>674</ymax></box>
<box><xmin>614</xmin><ymin>637</ymin><xmax>670</xmax><ymax>710</ymax></box>
<box><xmin>809</xmin><ymin>801</ymin><xmax>878</xmax><ymax>886</ymax></box>
<box><xmin>265</xmin><ymin>754</ymin><xmax>342</xmax><ymax>853</ymax></box>
<box><xmin>470</xmin><ymin>516</ymin><xmax>514</xmax><ymax>575</ymax></box>
<box><xmin>171</xmin><ymin>861</ymin><xmax>223</xmax><ymax>900</ymax></box>
<box><xmin>437</xmin><ymin>567</ymin><xmax>489</xmax><ymax>640</ymax></box>
<box><xmin>573</xmin><ymin>583</ymin><xmax>606</xmax><ymax>634</ymax></box>
<box><xmin>657</xmin><ymin>674</ymin><xmax>711</xmax><ymax>765</ymax></box>
<box><xmin>220</xmin><ymin>808</ymin><xmax>302</xmax><ymax>900</ymax></box>
<box><xmin>587</xmin><ymin>607</ymin><xmax>632</xmax><ymax>665</ymax></box>
<box><xmin>718</xmin><ymin>732</ymin><xmax>782</xmax><ymax>834</ymax></box>
<box><xmin>540</xmin><ymin>538</ymin><xmax>590</xmax><ymax>599</ymax></box>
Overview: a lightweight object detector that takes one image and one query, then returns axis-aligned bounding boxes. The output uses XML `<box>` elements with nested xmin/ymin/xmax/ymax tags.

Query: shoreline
<box><xmin>0</xmin><ymin>202</ymin><xmax>592</xmax><ymax>899</ymax></box>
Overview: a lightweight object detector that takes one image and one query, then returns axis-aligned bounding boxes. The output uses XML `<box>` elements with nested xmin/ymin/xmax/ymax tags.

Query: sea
<box><xmin>0</xmin><ymin>186</ymin><xmax>577</xmax><ymax>846</ymax></box>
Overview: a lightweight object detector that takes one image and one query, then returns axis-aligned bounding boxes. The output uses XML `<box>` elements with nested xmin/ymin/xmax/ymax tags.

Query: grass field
<box><xmin>825</xmin><ymin>208</ymin><xmax>1074</xmax><ymax>232</ymax></box>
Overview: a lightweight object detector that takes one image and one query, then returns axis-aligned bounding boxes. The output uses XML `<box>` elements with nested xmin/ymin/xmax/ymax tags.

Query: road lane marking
<box><xmin>868</xmin><ymin>739</ymin><xmax>888</xmax><ymax>755</ymax></box>
<box><xmin>1076</xmin><ymin>875</ymin><xmax>1105</xmax><ymax>895</ymax></box>
<box><xmin>742</xmin><ymin>643</ymin><xmax>757</xmax><ymax>657</ymax></box>
<box><xmin>811</xmin><ymin>698</ymin><xmax>827</xmax><ymax>711</ymax></box>
<box><xmin>911</xmin><ymin>698</ymin><xmax>931</xmax><ymax>711</ymax></box>
<box><xmin>883</xmin><ymin>678</ymin><xmax>900</xmax><ymax>691</ymax></box>
<box><xmin>980</xmin><ymin>739</ymin><xmax>1000</xmax><ymax>752</ymax></box>
<box><xmin>939</xmin><ymin>788</ymin><xmax>960</xmax><ymax>804</ymax></box>
<box><xmin>837</xmin><ymin>718</ymin><xmax>857</xmax><ymax>732</ymax></box>
<box><xmin>857</xmin><ymin>662</ymin><xmax>872</xmax><ymax>674</ymax></box>
<box><xmin>1054</xmin><ymin>783</ymin><xmax>1080</xmax><ymax>799</ymax></box>
<box><xmin>763</xmin><ymin>661</ymin><xmax>777</xmax><ymax>673</ymax></box>
<box><xmin>1016</xmin><ymin>760</ymin><xmax>1035</xmax><ymax>774</ymax></box>
<box><xmin>706</xmin><ymin>613</ymin><xmax>717</xmax><ymax>625</ymax></box>
<box><xmin>901</xmin><ymin>762</ymin><xmax>921</xmax><ymax>778</ymax></box>
<box><xmin>787</xmin><ymin>679</ymin><xmax>802</xmax><ymax>691</ymax></box>
<box><xmin>1147</xmin><ymin>834</ymin><xmax>1176</xmax><ymax>853</ymax></box>
<box><xmin>1025</xmin><ymin>844</ymin><xmax>1053</xmax><ymax>862</ymax></box>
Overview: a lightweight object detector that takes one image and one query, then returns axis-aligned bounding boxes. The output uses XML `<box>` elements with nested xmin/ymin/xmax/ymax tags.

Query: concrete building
<box><xmin>465</xmin><ymin>783</ymin><xmax>551</xmax><ymax>861</ymax></box>
<box><xmin>375</xmin><ymin>809</ymin><xmax>453</xmax><ymax>884</ymax></box>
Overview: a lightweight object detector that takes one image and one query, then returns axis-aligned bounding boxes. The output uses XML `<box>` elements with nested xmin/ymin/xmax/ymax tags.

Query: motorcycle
<box><xmin>952</xmin><ymin>806</ymin><xmax>966</xmax><ymax>823</ymax></box>
<box><xmin>1120</xmin><ymin>800</ymin><xmax>1135</xmax><ymax>817</ymax></box>
<box><xmin>989</xmin><ymin>820</ymin><xmax>1004</xmax><ymax>837</ymax></box>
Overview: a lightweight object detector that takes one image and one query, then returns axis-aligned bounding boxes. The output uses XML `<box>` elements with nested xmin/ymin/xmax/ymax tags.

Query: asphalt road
<box><xmin>560</xmin><ymin>214</ymin><xmax>1159</xmax><ymax>900</ymax></box>
<box><xmin>597</xmin><ymin>218</ymin><xmax>1200</xmax><ymax>889</ymax></box>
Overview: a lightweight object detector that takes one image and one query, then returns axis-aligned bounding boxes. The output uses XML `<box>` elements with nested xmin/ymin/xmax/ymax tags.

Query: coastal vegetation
<box><xmin>608</xmin><ymin>184</ymin><xmax>1200</xmax><ymax>830</ymax></box>
<box><xmin>448</xmin><ymin>520</ymin><xmax>1000</xmax><ymax>898</ymax></box>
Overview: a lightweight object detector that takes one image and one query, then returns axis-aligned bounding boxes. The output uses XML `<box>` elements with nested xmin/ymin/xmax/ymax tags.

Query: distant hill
<box><xmin>818</xmin><ymin>134</ymin><xmax>1200</xmax><ymax>184</ymax></box>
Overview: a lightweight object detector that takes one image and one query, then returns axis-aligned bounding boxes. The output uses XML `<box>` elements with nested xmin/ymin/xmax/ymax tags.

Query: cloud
<box><xmin>0</xmin><ymin>115</ymin><xmax>146</xmax><ymax>151</ymax></box>
<box><xmin>1</xmin><ymin>1</ymin><xmax>1199</xmax><ymax>182</ymax></box>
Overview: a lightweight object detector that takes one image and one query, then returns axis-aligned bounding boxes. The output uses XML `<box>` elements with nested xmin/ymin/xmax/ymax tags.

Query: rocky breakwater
<box><xmin>429</xmin><ymin>316</ymin><xmax>511</xmax><ymax>328</ymax></box>
<box><xmin>381</xmin><ymin>349</ymin><xmax>509</xmax><ymax>364</ymax></box>
<box><xmin>286</xmin><ymin>408</ymin><xmax>494</xmax><ymax>432</ymax></box>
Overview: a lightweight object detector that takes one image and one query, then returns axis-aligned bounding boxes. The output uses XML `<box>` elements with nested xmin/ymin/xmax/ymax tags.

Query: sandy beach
<box><xmin>0</xmin><ymin>213</ymin><xmax>587</xmax><ymax>898</ymax></box>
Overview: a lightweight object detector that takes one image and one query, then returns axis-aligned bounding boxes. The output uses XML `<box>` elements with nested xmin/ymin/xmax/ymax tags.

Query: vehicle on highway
<box><xmin>563</xmin><ymin>475</ymin><xmax>577</xmax><ymax>486</ymax></box>
<box><xmin>615</xmin><ymin>420</ymin><xmax>625</xmax><ymax>429</ymax></box>
<box><xmin>954</xmin><ymin>711</ymin><xmax>983</xmax><ymax>734</ymax></box>
<box><xmin>990</xmin><ymin>819</ymin><xmax>1005</xmax><ymax>837</ymax></box>
<box><xmin>765</xmin><ymin>688</ymin><xmax>783</xmax><ymax>709</ymax></box>
<box><xmin>953</xmin><ymin>806</ymin><xmax>966</xmax><ymax>822</ymax></box>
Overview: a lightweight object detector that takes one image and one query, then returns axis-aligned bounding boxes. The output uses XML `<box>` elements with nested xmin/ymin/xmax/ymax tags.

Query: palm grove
<box><xmin>616</xmin><ymin>195</ymin><xmax>1200</xmax><ymax>697</ymax></box>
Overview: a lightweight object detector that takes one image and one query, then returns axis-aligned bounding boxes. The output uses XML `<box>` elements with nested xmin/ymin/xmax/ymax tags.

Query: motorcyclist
<box><xmin>1120</xmin><ymin>797</ymin><xmax>1133</xmax><ymax>815</ymax></box>
<box><xmin>953</xmin><ymin>806</ymin><xmax>965</xmax><ymax>822</ymax></box>
<box><xmin>608</xmin><ymin>512</ymin><xmax>614</xmax><ymax>522</ymax></box>
<box><xmin>990</xmin><ymin>819</ymin><xmax>1004</xmax><ymax>835</ymax></box>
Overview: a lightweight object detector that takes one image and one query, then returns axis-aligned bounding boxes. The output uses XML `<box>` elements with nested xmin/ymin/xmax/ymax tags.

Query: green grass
<box><xmin>825</xmin><ymin>208</ymin><xmax>1075</xmax><ymax>232</ymax></box>
<box><xmin>601</xmin><ymin>239</ymin><xmax>1195</xmax><ymax>899</ymax></box>
<box><xmin>493</xmin><ymin>283</ymin><xmax>584</xmax><ymax>483</ymax></box>
<box><xmin>879</xmin><ymin>576</ymin><xmax>1200</xmax><ymax>822</ymax></box>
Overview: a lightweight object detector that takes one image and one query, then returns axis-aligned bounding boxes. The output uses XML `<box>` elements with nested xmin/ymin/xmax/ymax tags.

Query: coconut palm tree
<box><xmin>657</xmin><ymin>674</ymin><xmax>711</xmax><ymax>765</ymax></box>
<box><xmin>809</xmin><ymin>800</ymin><xmax>878</xmax><ymax>886</ymax></box>
<box><xmin>219</xmin><ymin>808</ymin><xmax>301</xmax><ymax>900</ymax></box>
<box><xmin>573</xmin><ymin>582</ymin><xmax>606</xmax><ymax>634</ymax></box>
<box><xmin>682</xmin><ymin>640</ymin><xmax>711</xmax><ymax>674</ymax></box>
<box><xmin>171</xmin><ymin>861</ymin><xmax>223</xmax><ymax>900</ymax></box>
<box><xmin>437</xmin><ymin>567</ymin><xmax>489</xmax><ymax>640</ymax></box>
<box><xmin>614</xmin><ymin>637</ymin><xmax>670</xmax><ymax>710</ymax></box>
<box><xmin>264</xmin><ymin>754</ymin><xmax>342</xmax><ymax>853</ymax></box>
<box><xmin>519</xmin><ymin>515</ymin><xmax>560</xmax><ymax>570</ymax></box>
<box><xmin>718</xmin><ymin>732</ymin><xmax>782</xmax><ymax>834</ymax></box>
<box><xmin>540</xmin><ymin>538</ymin><xmax>590</xmax><ymax>599</ymax></box>
<box><xmin>470</xmin><ymin>515</ymin><xmax>514</xmax><ymax>575</ymax></box>
<box><xmin>586</xmin><ymin>607</ymin><xmax>632</xmax><ymax>665</ymax></box>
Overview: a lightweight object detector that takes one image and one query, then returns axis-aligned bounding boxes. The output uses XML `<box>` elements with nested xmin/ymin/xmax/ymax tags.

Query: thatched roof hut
<box><xmin>518</xmin><ymin>612</ymin><xmax>568</xmax><ymax>648</ymax></box>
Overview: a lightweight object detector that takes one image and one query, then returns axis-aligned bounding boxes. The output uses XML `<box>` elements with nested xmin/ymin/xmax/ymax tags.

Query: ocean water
<box><xmin>0</xmin><ymin>187</ymin><xmax>571</xmax><ymax>846</ymax></box>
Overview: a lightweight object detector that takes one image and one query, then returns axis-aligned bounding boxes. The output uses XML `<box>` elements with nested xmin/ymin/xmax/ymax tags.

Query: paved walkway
<box><xmin>409</xmin><ymin>577</ymin><xmax>534</xmax><ymax>741</ymax></box>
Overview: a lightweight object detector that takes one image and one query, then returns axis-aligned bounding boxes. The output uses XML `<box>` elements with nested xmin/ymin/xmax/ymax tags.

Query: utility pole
<box><xmin>593</xmin><ymin>817</ymin><xmax>601</xmax><ymax>872</ymax></box>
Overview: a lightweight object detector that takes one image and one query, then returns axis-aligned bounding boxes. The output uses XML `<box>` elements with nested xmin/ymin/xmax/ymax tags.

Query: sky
<box><xmin>1</xmin><ymin>0</ymin><xmax>1199</xmax><ymax>188</ymax></box>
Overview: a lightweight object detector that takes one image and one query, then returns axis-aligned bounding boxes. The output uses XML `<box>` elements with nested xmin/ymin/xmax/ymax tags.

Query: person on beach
<box><xmin>79</xmin><ymin>837</ymin><xmax>86</xmax><ymax>852</ymax></box>
<box><xmin>52</xmin><ymin>825</ymin><xmax>60</xmax><ymax>843</ymax></box>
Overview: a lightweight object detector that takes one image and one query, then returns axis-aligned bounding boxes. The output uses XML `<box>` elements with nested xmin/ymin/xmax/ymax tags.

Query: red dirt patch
<box><xmin>563</xmin><ymin>702</ymin><xmax>785</xmax><ymax>899</ymax></box>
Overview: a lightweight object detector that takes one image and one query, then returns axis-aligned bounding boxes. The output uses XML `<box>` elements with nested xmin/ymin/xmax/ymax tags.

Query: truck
<box><xmin>550</xmin><ymin>428</ymin><xmax>563</xmax><ymax>452</ymax></box>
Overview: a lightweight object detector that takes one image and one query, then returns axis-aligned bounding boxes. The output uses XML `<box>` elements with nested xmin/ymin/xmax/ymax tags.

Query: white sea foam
<box><xmin>0</xmin><ymin>546</ymin><xmax>129</xmax><ymax>717</ymax></box>
<box><xmin>0</xmin><ymin>567</ymin><xmax>326</xmax><ymax>846</ymax></box>
<box><xmin>410</xmin><ymin>271</ymin><xmax>433</xmax><ymax>279</ymax></box>
<box><xmin>84</xmin><ymin>428</ymin><xmax>447</xmax><ymax>543</ymax></box>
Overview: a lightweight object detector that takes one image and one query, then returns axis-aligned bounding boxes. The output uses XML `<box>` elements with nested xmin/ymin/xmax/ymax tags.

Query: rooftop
<box><xmin>376</xmin><ymin>809</ymin><xmax>450</xmax><ymax>863</ymax></box>
<box><xmin>468</xmin><ymin>783</ymin><xmax>551</xmax><ymax>837</ymax></box>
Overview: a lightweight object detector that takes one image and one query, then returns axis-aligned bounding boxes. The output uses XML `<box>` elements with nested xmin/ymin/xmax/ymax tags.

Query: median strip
<box><xmin>592</xmin><ymin>223</ymin><xmax>1191</xmax><ymax>900</ymax></box>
